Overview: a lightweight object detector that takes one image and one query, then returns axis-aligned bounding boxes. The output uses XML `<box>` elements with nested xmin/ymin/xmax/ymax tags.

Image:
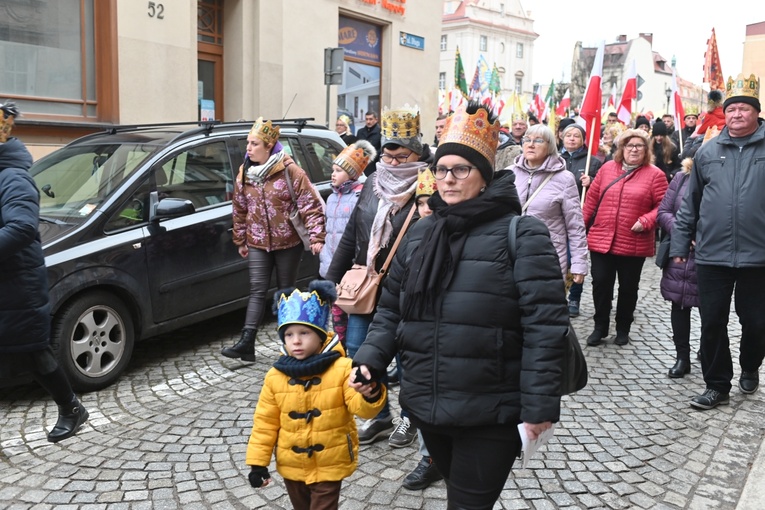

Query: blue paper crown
<box><xmin>276</xmin><ymin>287</ymin><xmax>332</xmax><ymax>340</ymax></box>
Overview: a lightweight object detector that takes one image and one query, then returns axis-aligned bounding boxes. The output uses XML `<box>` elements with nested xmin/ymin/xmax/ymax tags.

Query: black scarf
<box><xmin>403</xmin><ymin>172</ymin><xmax>521</xmax><ymax>319</ymax></box>
<box><xmin>273</xmin><ymin>350</ymin><xmax>341</xmax><ymax>378</ymax></box>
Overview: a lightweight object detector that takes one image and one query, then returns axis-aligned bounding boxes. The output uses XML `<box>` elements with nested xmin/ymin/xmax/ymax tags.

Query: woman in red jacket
<box><xmin>582</xmin><ymin>129</ymin><xmax>668</xmax><ymax>347</ymax></box>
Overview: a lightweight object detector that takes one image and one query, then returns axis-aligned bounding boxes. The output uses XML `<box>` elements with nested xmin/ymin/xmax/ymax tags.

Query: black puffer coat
<box><xmin>0</xmin><ymin>138</ymin><xmax>50</xmax><ymax>353</ymax></box>
<box><xmin>561</xmin><ymin>147</ymin><xmax>602</xmax><ymax>197</ymax></box>
<box><xmin>354</xmin><ymin>174</ymin><xmax>569</xmax><ymax>427</ymax></box>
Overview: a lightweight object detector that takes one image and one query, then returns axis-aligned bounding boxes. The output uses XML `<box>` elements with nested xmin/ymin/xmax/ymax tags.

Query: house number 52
<box><xmin>148</xmin><ymin>2</ymin><xmax>165</xmax><ymax>19</ymax></box>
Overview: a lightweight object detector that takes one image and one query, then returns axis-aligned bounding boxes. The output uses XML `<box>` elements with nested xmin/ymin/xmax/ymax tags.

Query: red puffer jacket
<box><xmin>583</xmin><ymin>160</ymin><xmax>668</xmax><ymax>257</ymax></box>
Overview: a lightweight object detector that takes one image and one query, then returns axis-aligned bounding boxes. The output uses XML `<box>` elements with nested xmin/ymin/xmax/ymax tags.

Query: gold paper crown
<box><xmin>249</xmin><ymin>117</ymin><xmax>280</xmax><ymax>146</ymax></box>
<box><xmin>725</xmin><ymin>73</ymin><xmax>760</xmax><ymax>101</ymax></box>
<box><xmin>510</xmin><ymin>111</ymin><xmax>528</xmax><ymax>123</ymax></box>
<box><xmin>0</xmin><ymin>101</ymin><xmax>18</xmax><ymax>143</ymax></box>
<box><xmin>439</xmin><ymin>104</ymin><xmax>500</xmax><ymax>166</ymax></box>
<box><xmin>416</xmin><ymin>167</ymin><xmax>438</xmax><ymax>197</ymax></box>
<box><xmin>337</xmin><ymin>115</ymin><xmax>352</xmax><ymax>129</ymax></box>
<box><xmin>332</xmin><ymin>140</ymin><xmax>376</xmax><ymax>180</ymax></box>
<box><xmin>381</xmin><ymin>104</ymin><xmax>421</xmax><ymax>140</ymax></box>
<box><xmin>684</xmin><ymin>105</ymin><xmax>700</xmax><ymax>116</ymax></box>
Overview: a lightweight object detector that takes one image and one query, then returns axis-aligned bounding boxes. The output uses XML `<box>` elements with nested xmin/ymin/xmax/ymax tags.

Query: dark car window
<box><xmin>302</xmin><ymin>136</ymin><xmax>342</xmax><ymax>182</ymax></box>
<box><xmin>155</xmin><ymin>141</ymin><xmax>233</xmax><ymax>208</ymax></box>
<box><xmin>104</xmin><ymin>141</ymin><xmax>233</xmax><ymax>232</ymax></box>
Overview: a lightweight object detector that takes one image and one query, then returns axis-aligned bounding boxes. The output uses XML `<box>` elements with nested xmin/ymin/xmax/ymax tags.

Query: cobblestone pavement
<box><xmin>1</xmin><ymin>259</ymin><xmax>764</xmax><ymax>509</ymax></box>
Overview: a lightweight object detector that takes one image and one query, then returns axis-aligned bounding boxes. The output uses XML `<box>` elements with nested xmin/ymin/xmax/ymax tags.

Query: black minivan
<box><xmin>29</xmin><ymin>120</ymin><xmax>344</xmax><ymax>392</ymax></box>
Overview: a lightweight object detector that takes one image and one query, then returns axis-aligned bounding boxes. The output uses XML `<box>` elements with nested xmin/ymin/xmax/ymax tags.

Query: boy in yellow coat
<box><xmin>245</xmin><ymin>280</ymin><xmax>386</xmax><ymax>509</ymax></box>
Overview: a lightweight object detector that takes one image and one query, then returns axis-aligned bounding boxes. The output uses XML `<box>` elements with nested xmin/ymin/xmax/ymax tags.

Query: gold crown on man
<box><xmin>249</xmin><ymin>117</ymin><xmax>280</xmax><ymax>146</ymax></box>
<box><xmin>440</xmin><ymin>104</ymin><xmax>500</xmax><ymax>165</ymax></box>
<box><xmin>416</xmin><ymin>167</ymin><xmax>438</xmax><ymax>197</ymax></box>
<box><xmin>725</xmin><ymin>74</ymin><xmax>760</xmax><ymax>100</ymax></box>
<box><xmin>510</xmin><ymin>111</ymin><xmax>528</xmax><ymax>123</ymax></box>
<box><xmin>684</xmin><ymin>105</ymin><xmax>700</xmax><ymax>116</ymax></box>
<box><xmin>381</xmin><ymin>104</ymin><xmax>420</xmax><ymax>139</ymax></box>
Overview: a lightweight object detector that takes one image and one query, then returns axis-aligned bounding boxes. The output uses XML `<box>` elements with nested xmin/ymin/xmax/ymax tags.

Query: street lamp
<box><xmin>665</xmin><ymin>85</ymin><xmax>672</xmax><ymax>115</ymax></box>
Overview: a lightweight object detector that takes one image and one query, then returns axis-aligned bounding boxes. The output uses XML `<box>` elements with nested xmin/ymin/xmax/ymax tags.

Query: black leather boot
<box><xmin>47</xmin><ymin>396</ymin><xmax>89</xmax><ymax>443</ymax></box>
<box><xmin>668</xmin><ymin>359</ymin><xmax>691</xmax><ymax>378</ymax></box>
<box><xmin>221</xmin><ymin>328</ymin><xmax>257</xmax><ymax>361</ymax></box>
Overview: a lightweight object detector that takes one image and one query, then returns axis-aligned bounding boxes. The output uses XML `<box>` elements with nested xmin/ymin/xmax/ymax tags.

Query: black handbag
<box><xmin>655</xmin><ymin>234</ymin><xmax>671</xmax><ymax>269</ymax></box>
<box><xmin>508</xmin><ymin>215</ymin><xmax>588</xmax><ymax>396</ymax></box>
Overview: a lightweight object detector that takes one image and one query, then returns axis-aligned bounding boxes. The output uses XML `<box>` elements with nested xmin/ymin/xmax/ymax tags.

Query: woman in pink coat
<box><xmin>509</xmin><ymin>124</ymin><xmax>588</xmax><ymax>282</ymax></box>
<box><xmin>582</xmin><ymin>129</ymin><xmax>668</xmax><ymax>347</ymax></box>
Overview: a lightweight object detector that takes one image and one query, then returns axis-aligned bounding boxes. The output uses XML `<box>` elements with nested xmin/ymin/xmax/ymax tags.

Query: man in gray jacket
<box><xmin>671</xmin><ymin>73</ymin><xmax>765</xmax><ymax>410</ymax></box>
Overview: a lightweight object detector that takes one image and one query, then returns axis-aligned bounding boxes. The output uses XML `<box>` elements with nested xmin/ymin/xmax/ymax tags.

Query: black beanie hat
<box><xmin>635</xmin><ymin>116</ymin><xmax>650</xmax><ymax>130</ymax></box>
<box><xmin>723</xmin><ymin>95</ymin><xmax>762</xmax><ymax>113</ymax></box>
<box><xmin>435</xmin><ymin>142</ymin><xmax>493</xmax><ymax>184</ymax></box>
<box><xmin>558</xmin><ymin>117</ymin><xmax>576</xmax><ymax>132</ymax></box>
<box><xmin>651</xmin><ymin>120</ymin><xmax>668</xmax><ymax>137</ymax></box>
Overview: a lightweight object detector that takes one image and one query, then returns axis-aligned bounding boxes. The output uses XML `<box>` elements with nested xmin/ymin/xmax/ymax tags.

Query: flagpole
<box><xmin>581</xmin><ymin>116</ymin><xmax>598</xmax><ymax>208</ymax></box>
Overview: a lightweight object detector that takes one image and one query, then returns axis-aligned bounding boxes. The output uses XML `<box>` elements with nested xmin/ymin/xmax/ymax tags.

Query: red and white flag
<box><xmin>670</xmin><ymin>68</ymin><xmax>686</xmax><ymax>149</ymax></box>
<box><xmin>577</xmin><ymin>40</ymin><xmax>605</xmax><ymax>156</ymax></box>
<box><xmin>556</xmin><ymin>89</ymin><xmax>570</xmax><ymax>117</ymax></box>
<box><xmin>617</xmin><ymin>59</ymin><xmax>637</xmax><ymax>125</ymax></box>
<box><xmin>607</xmin><ymin>83</ymin><xmax>617</xmax><ymax>108</ymax></box>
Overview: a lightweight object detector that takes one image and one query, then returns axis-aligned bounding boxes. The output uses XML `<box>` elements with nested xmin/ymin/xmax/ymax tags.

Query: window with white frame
<box><xmin>480</xmin><ymin>35</ymin><xmax>487</xmax><ymax>52</ymax></box>
<box><xmin>439</xmin><ymin>72</ymin><xmax>446</xmax><ymax>90</ymax></box>
<box><xmin>516</xmin><ymin>43</ymin><xmax>524</xmax><ymax>58</ymax></box>
<box><xmin>440</xmin><ymin>35</ymin><xmax>447</xmax><ymax>51</ymax></box>
<box><xmin>515</xmin><ymin>77</ymin><xmax>522</xmax><ymax>93</ymax></box>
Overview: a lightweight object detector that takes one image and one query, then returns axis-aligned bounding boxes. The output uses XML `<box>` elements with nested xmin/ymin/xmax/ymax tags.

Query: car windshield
<box><xmin>31</xmin><ymin>142</ymin><xmax>157</xmax><ymax>223</ymax></box>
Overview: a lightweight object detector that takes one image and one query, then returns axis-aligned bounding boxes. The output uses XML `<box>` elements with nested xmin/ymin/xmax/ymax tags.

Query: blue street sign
<box><xmin>399</xmin><ymin>32</ymin><xmax>425</xmax><ymax>51</ymax></box>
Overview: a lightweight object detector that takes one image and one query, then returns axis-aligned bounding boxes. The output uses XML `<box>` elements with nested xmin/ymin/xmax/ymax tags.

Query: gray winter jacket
<box><xmin>671</xmin><ymin>120</ymin><xmax>765</xmax><ymax>267</ymax></box>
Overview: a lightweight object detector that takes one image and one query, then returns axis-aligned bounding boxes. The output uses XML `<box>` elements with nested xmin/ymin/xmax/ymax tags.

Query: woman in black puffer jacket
<box><xmin>349</xmin><ymin>102</ymin><xmax>569</xmax><ymax>510</ymax></box>
<box><xmin>0</xmin><ymin>102</ymin><xmax>88</xmax><ymax>443</ymax></box>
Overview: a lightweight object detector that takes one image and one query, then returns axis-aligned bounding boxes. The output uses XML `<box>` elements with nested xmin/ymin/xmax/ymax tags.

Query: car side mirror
<box><xmin>153</xmin><ymin>197</ymin><xmax>195</xmax><ymax>219</ymax></box>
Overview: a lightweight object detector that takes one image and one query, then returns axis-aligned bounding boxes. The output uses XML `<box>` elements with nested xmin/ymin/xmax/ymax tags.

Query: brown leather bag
<box><xmin>336</xmin><ymin>203</ymin><xmax>416</xmax><ymax>315</ymax></box>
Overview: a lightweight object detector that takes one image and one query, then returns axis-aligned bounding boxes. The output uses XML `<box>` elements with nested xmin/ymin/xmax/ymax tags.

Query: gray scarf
<box><xmin>366</xmin><ymin>161</ymin><xmax>426</xmax><ymax>269</ymax></box>
<box><xmin>246</xmin><ymin>151</ymin><xmax>285</xmax><ymax>184</ymax></box>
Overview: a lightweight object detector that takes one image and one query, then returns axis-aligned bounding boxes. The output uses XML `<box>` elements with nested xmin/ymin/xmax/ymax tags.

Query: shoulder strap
<box><xmin>283</xmin><ymin>163</ymin><xmax>297</xmax><ymax>206</ymax></box>
<box><xmin>521</xmin><ymin>172</ymin><xmax>555</xmax><ymax>215</ymax></box>
<box><xmin>508</xmin><ymin>214</ymin><xmax>521</xmax><ymax>262</ymax></box>
<box><xmin>586</xmin><ymin>167</ymin><xmax>636</xmax><ymax>229</ymax></box>
<box><xmin>379</xmin><ymin>203</ymin><xmax>417</xmax><ymax>274</ymax></box>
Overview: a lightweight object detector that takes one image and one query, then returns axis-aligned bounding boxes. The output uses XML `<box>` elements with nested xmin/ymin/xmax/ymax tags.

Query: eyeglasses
<box><xmin>521</xmin><ymin>137</ymin><xmax>546</xmax><ymax>146</ymax></box>
<box><xmin>434</xmin><ymin>165</ymin><xmax>475</xmax><ymax>180</ymax></box>
<box><xmin>380</xmin><ymin>152</ymin><xmax>414</xmax><ymax>163</ymax></box>
<box><xmin>625</xmin><ymin>144</ymin><xmax>646</xmax><ymax>151</ymax></box>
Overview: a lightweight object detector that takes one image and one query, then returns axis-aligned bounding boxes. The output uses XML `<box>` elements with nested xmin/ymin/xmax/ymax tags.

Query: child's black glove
<box><xmin>248</xmin><ymin>466</ymin><xmax>270</xmax><ymax>488</ymax></box>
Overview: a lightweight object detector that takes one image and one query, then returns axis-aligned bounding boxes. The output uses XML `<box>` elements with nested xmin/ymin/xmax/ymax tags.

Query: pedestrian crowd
<box><xmin>2</xmin><ymin>70</ymin><xmax>764</xmax><ymax>510</ymax></box>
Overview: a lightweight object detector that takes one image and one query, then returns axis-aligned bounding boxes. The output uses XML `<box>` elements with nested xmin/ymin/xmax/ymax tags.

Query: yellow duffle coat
<box><xmin>246</xmin><ymin>335</ymin><xmax>386</xmax><ymax>484</ymax></box>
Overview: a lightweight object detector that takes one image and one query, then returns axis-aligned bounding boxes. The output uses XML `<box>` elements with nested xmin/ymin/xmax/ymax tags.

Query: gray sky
<box><xmin>526</xmin><ymin>1</ymin><xmax>764</xmax><ymax>86</ymax></box>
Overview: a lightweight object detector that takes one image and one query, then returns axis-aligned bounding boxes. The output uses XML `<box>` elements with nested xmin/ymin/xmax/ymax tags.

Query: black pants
<box><xmin>418</xmin><ymin>422</ymin><xmax>521</xmax><ymax>510</ymax></box>
<box><xmin>1</xmin><ymin>347</ymin><xmax>76</xmax><ymax>406</ymax></box>
<box><xmin>590</xmin><ymin>251</ymin><xmax>645</xmax><ymax>334</ymax></box>
<box><xmin>244</xmin><ymin>244</ymin><xmax>303</xmax><ymax>328</ymax></box>
<box><xmin>696</xmin><ymin>264</ymin><xmax>765</xmax><ymax>394</ymax></box>
<box><xmin>671</xmin><ymin>302</ymin><xmax>692</xmax><ymax>361</ymax></box>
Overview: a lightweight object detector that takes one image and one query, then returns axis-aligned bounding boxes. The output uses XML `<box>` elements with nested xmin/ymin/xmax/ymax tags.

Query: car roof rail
<box><xmin>102</xmin><ymin>120</ymin><xmax>221</xmax><ymax>135</ymax></box>
<box><xmin>223</xmin><ymin>118</ymin><xmax>321</xmax><ymax>133</ymax></box>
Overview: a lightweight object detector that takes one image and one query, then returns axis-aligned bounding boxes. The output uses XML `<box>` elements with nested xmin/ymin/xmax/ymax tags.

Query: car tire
<box><xmin>51</xmin><ymin>291</ymin><xmax>135</xmax><ymax>393</ymax></box>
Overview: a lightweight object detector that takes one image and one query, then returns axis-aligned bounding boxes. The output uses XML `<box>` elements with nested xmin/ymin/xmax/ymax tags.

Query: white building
<box><xmin>439</xmin><ymin>0</ymin><xmax>537</xmax><ymax>107</ymax></box>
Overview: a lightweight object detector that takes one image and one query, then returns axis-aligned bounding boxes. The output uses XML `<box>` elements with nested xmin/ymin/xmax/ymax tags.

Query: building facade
<box><xmin>2</xmin><ymin>0</ymin><xmax>442</xmax><ymax>159</ymax></box>
<box><xmin>439</xmin><ymin>0</ymin><xmax>537</xmax><ymax>105</ymax></box>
